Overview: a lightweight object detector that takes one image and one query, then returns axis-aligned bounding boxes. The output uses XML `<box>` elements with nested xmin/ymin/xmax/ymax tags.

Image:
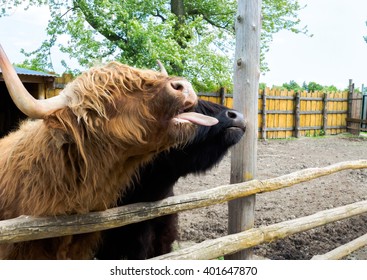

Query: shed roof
<box><xmin>0</xmin><ymin>66</ymin><xmax>56</xmax><ymax>78</ymax></box>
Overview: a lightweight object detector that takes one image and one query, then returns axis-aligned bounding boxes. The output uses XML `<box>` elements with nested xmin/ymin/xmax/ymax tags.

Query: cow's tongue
<box><xmin>174</xmin><ymin>112</ymin><xmax>218</xmax><ymax>126</ymax></box>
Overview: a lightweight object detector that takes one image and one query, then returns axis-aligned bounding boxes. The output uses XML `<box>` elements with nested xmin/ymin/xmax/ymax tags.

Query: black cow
<box><xmin>96</xmin><ymin>100</ymin><xmax>246</xmax><ymax>259</ymax></box>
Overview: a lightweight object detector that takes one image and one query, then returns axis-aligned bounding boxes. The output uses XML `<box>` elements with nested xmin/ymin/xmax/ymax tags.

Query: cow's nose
<box><xmin>226</xmin><ymin>110</ymin><xmax>240</xmax><ymax>120</ymax></box>
<box><xmin>226</xmin><ymin>110</ymin><xmax>246</xmax><ymax>131</ymax></box>
<box><xmin>171</xmin><ymin>80</ymin><xmax>197</xmax><ymax>110</ymax></box>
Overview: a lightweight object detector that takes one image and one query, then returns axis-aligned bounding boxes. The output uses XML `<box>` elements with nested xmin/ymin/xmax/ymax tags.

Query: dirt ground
<box><xmin>175</xmin><ymin>134</ymin><xmax>367</xmax><ymax>260</ymax></box>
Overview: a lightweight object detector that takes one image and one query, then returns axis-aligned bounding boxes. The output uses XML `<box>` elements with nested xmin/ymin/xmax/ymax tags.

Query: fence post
<box><xmin>261</xmin><ymin>89</ymin><xmax>267</xmax><ymax>140</ymax></box>
<box><xmin>219</xmin><ymin>87</ymin><xmax>226</xmax><ymax>106</ymax></box>
<box><xmin>347</xmin><ymin>79</ymin><xmax>358</xmax><ymax>135</ymax></box>
<box><xmin>227</xmin><ymin>0</ymin><xmax>261</xmax><ymax>260</ymax></box>
<box><xmin>323</xmin><ymin>92</ymin><xmax>328</xmax><ymax>135</ymax></box>
<box><xmin>294</xmin><ymin>92</ymin><xmax>301</xmax><ymax>138</ymax></box>
<box><xmin>347</xmin><ymin>79</ymin><xmax>353</xmax><ymax>120</ymax></box>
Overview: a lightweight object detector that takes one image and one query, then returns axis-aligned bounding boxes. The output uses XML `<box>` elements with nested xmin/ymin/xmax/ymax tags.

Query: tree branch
<box><xmin>187</xmin><ymin>8</ymin><xmax>233</xmax><ymax>31</ymax></box>
<box><xmin>73</xmin><ymin>0</ymin><xmax>127</xmax><ymax>44</ymax></box>
<box><xmin>153</xmin><ymin>8</ymin><xmax>166</xmax><ymax>22</ymax></box>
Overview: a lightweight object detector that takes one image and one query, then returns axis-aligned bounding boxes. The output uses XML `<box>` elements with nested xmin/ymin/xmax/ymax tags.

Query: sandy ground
<box><xmin>175</xmin><ymin>134</ymin><xmax>367</xmax><ymax>260</ymax></box>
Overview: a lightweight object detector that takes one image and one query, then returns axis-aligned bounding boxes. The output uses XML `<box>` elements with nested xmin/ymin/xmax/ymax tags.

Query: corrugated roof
<box><xmin>0</xmin><ymin>66</ymin><xmax>56</xmax><ymax>78</ymax></box>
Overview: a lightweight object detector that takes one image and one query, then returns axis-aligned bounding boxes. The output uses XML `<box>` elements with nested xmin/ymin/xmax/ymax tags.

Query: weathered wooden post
<box><xmin>347</xmin><ymin>79</ymin><xmax>358</xmax><ymax>135</ymax></box>
<box><xmin>226</xmin><ymin>0</ymin><xmax>262</xmax><ymax>260</ymax></box>
<box><xmin>219</xmin><ymin>87</ymin><xmax>226</xmax><ymax>106</ymax></box>
<box><xmin>322</xmin><ymin>92</ymin><xmax>328</xmax><ymax>135</ymax></box>
<box><xmin>261</xmin><ymin>89</ymin><xmax>267</xmax><ymax>140</ymax></box>
<box><xmin>294</xmin><ymin>92</ymin><xmax>301</xmax><ymax>138</ymax></box>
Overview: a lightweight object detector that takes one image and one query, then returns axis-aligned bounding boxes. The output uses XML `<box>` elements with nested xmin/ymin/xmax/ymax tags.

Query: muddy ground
<box><xmin>175</xmin><ymin>134</ymin><xmax>367</xmax><ymax>260</ymax></box>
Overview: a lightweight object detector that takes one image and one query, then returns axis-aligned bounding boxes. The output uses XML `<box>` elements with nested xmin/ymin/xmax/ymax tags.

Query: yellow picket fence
<box><xmin>198</xmin><ymin>89</ymin><xmax>349</xmax><ymax>139</ymax></box>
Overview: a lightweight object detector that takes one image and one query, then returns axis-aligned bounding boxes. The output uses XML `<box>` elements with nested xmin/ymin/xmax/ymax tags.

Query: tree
<box><xmin>282</xmin><ymin>80</ymin><xmax>302</xmax><ymax>91</ymax></box>
<box><xmin>0</xmin><ymin>0</ymin><xmax>308</xmax><ymax>91</ymax></box>
<box><xmin>323</xmin><ymin>85</ymin><xmax>338</xmax><ymax>92</ymax></box>
<box><xmin>307</xmin><ymin>81</ymin><xmax>323</xmax><ymax>92</ymax></box>
<box><xmin>302</xmin><ymin>81</ymin><xmax>308</xmax><ymax>91</ymax></box>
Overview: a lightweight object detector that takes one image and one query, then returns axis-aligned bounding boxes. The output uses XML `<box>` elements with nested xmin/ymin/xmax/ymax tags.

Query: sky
<box><xmin>0</xmin><ymin>0</ymin><xmax>367</xmax><ymax>90</ymax></box>
<box><xmin>261</xmin><ymin>0</ymin><xmax>367</xmax><ymax>90</ymax></box>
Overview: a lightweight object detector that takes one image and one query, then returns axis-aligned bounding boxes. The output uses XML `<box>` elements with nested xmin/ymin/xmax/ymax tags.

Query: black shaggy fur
<box><xmin>96</xmin><ymin>100</ymin><xmax>246</xmax><ymax>259</ymax></box>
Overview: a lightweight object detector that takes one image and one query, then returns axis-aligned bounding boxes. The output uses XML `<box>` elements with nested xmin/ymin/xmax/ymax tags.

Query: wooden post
<box><xmin>219</xmin><ymin>87</ymin><xmax>226</xmax><ymax>106</ymax></box>
<box><xmin>322</xmin><ymin>92</ymin><xmax>328</xmax><ymax>135</ymax></box>
<box><xmin>261</xmin><ymin>89</ymin><xmax>267</xmax><ymax>139</ymax></box>
<box><xmin>294</xmin><ymin>92</ymin><xmax>301</xmax><ymax>138</ymax></box>
<box><xmin>227</xmin><ymin>0</ymin><xmax>261</xmax><ymax>260</ymax></box>
<box><xmin>347</xmin><ymin>79</ymin><xmax>353</xmax><ymax>120</ymax></box>
<box><xmin>347</xmin><ymin>79</ymin><xmax>358</xmax><ymax>135</ymax></box>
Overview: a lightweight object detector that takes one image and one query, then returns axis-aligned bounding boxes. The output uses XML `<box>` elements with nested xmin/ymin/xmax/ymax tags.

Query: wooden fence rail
<box><xmin>199</xmin><ymin>89</ymin><xmax>350</xmax><ymax>139</ymax></box>
<box><xmin>312</xmin><ymin>233</ymin><xmax>367</xmax><ymax>260</ymax></box>
<box><xmin>153</xmin><ymin>200</ymin><xmax>367</xmax><ymax>260</ymax></box>
<box><xmin>1</xmin><ymin>160</ymin><xmax>366</xmax><ymax>248</ymax></box>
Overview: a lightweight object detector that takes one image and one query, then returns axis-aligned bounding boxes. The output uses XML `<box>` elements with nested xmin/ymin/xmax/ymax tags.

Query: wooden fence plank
<box><xmin>300</xmin><ymin>91</ymin><xmax>306</xmax><ymax>136</ymax></box>
<box><xmin>328</xmin><ymin>92</ymin><xmax>334</xmax><ymax>134</ymax></box>
<box><xmin>226</xmin><ymin>96</ymin><xmax>233</xmax><ymax>108</ymax></box>
<box><xmin>279</xmin><ymin>90</ymin><xmax>287</xmax><ymax>138</ymax></box>
<box><xmin>335</xmin><ymin>92</ymin><xmax>342</xmax><ymax>134</ymax></box>
<box><xmin>323</xmin><ymin>93</ymin><xmax>328</xmax><ymax>134</ymax></box>
<box><xmin>286</xmin><ymin>91</ymin><xmax>294</xmax><ymax>138</ymax></box>
<box><xmin>261</xmin><ymin>90</ymin><xmax>266</xmax><ymax>139</ymax></box>
<box><xmin>310</xmin><ymin>92</ymin><xmax>317</xmax><ymax>136</ymax></box>
<box><xmin>267</xmin><ymin>89</ymin><xmax>275</xmax><ymax>138</ymax></box>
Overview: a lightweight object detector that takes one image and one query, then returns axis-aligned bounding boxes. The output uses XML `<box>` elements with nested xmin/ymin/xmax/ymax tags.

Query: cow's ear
<box><xmin>44</xmin><ymin>108</ymin><xmax>82</xmax><ymax>145</ymax></box>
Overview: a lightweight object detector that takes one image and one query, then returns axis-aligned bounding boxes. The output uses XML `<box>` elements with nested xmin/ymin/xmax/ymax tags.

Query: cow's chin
<box><xmin>224</xmin><ymin>126</ymin><xmax>246</xmax><ymax>146</ymax></box>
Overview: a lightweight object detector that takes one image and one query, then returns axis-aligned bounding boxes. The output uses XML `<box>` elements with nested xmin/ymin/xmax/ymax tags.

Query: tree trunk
<box><xmin>170</xmin><ymin>0</ymin><xmax>188</xmax><ymax>75</ymax></box>
<box><xmin>171</xmin><ymin>0</ymin><xmax>185</xmax><ymax>22</ymax></box>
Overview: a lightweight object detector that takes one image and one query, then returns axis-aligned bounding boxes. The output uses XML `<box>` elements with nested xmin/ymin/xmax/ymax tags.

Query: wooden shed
<box><xmin>0</xmin><ymin>67</ymin><xmax>56</xmax><ymax>137</ymax></box>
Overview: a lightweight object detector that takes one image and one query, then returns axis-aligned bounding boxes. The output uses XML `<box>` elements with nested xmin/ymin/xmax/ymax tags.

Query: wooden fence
<box><xmin>199</xmin><ymin>89</ymin><xmax>349</xmax><ymax>139</ymax></box>
<box><xmin>346</xmin><ymin>80</ymin><xmax>367</xmax><ymax>134</ymax></box>
<box><xmin>1</xmin><ymin>160</ymin><xmax>366</xmax><ymax>260</ymax></box>
<box><xmin>46</xmin><ymin>73</ymin><xmax>73</xmax><ymax>98</ymax></box>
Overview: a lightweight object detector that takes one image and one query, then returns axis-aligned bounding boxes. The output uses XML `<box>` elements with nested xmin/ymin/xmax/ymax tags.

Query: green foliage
<box><xmin>322</xmin><ymin>85</ymin><xmax>338</xmax><ymax>92</ymax></box>
<box><xmin>302</xmin><ymin>81</ymin><xmax>308</xmax><ymax>91</ymax></box>
<box><xmin>281</xmin><ymin>80</ymin><xmax>302</xmax><ymax>91</ymax></box>
<box><xmin>1</xmin><ymin>0</ymin><xmax>308</xmax><ymax>92</ymax></box>
<box><xmin>276</xmin><ymin>81</ymin><xmax>341</xmax><ymax>93</ymax></box>
<box><xmin>307</xmin><ymin>81</ymin><xmax>323</xmax><ymax>92</ymax></box>
<box><xmin>14</xmin><ymin>60</ymin><xmax>49</xmax><ymax>73</ymax></box>
<box><xmin>259</xmin><ymin>82</ymin><xmax>267</xmax><ymax>90</ymax></box>
<box><xmin>305</xmin><ymin>129</ymin><xmax>325</xmax><ymax>138</ymax></box>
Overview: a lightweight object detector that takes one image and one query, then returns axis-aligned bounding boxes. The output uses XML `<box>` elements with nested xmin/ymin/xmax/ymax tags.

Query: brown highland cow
<box><xmin>0</xmin><ymin>45</ymin><xmax>217</xmax><ymax>259</ymax></box>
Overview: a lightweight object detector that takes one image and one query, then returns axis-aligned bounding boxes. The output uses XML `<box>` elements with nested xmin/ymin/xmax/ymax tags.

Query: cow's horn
<box><xmin>157</xmin><ymin>60</ymin><xmax>168</xmax><ymax>76</ymax></box>
<box><xmin>0</xmin><ymin>44</ymin><xmax>67</xmax><ymax>119</ymax></box>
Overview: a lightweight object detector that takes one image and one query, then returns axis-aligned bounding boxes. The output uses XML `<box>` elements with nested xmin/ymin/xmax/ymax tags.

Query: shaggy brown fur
<box><xmin>0</xmin><ymin>62</ymin><xmax>199</xmax><ymax>259</ymax></box>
